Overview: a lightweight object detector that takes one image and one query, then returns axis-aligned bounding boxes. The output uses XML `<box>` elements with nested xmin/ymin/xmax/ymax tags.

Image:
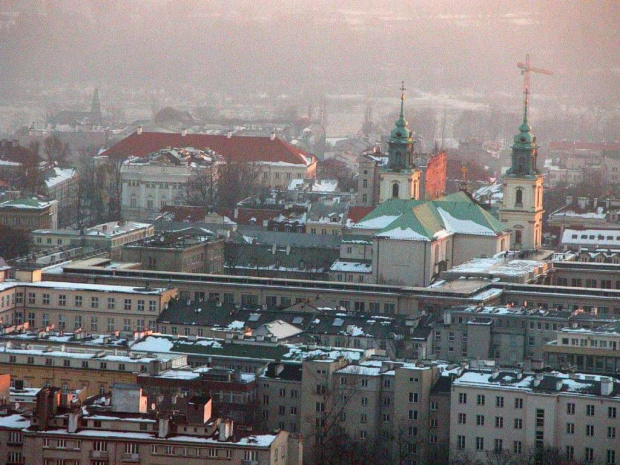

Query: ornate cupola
<box><xmin>387</xmin><ymin>82</ymin><xmax>414</xmax><ymax>171</ymax></box>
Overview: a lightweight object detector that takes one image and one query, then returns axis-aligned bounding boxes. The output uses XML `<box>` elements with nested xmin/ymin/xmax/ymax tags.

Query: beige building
<box><xmin>450</xmin><ymin>369</ymin><xmax>620</xmax><ymax>463</ymax></box>
<box><xmin>0</xmin><ymin>196</ymin><xmax>59</xmax><ymax>231</ymax></box>
<box><xmin>0</xmin><ymin>345</ymin><xmax>186</xmax><ymax>396</ymax></box>
<box><xmin>0</xmin><ymin>271</ymin><xmax>176</xmax><ymax>335</ymax></box>
<box><xmin>261</xmin><ymin>356</ymin><xmax>443</xmax><ymax>464</ymax></box>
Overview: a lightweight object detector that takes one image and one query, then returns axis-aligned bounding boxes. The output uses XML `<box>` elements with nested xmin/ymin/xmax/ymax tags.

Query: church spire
<box><xmin>91</xmin><ymin>88</ymin><xmax>102</xmax><ymax>125</ymax></box>
<box><xmin>388</xmin><ymin>82</ymin><xmax>414</xmax><ymax>171</ymax></box>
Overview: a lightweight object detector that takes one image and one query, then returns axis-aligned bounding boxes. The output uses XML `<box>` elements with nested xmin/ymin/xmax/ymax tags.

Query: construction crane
<box><xmin>517</xmin><ymin>54</ymin><xmax>553</xmax><ymax>113</ymax></box>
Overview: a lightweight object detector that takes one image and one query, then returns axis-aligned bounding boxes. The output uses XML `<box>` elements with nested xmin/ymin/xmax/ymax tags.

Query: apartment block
<box><xmin>450</xmin><ymin>369</ymin><xmax>620</xmax><ymax>464</ymax></box>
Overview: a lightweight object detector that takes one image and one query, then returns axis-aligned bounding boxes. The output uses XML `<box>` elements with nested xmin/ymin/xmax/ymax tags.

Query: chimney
<box><xmin>270</xmin><ymin>130</ymin><xmax>276</xmax><ymax>141</ymax></box>
<box><xmin>533</xmin><ymin>373</ymin><xmax>544</xmax><ymax>388</ymax></box>
<box><xmin>181</xmin><ymin>129</ymin><xmax>187</xmax><ymax>137</ymax></box>
<box><xmin>68</xmin><ymin>410</ymin><xmax>81</xmax><ymax>433</ymax></box>
<box><xmin>601</xmin><ymin>377</ymin><xmax>613</xmax><ymax>396</ymax></box>
<box><xmin>158</xmin><ymin>416</ymin><xmax>170</xmax><ymax>438</ymax></box>
<box><xmin>227</xmin><ymin>131</ymin><xmax>232</xmax><ymax>139</ymax></box>
<box><xmin>186</xmin><ymin>397</ymin><xmax>212</xmax><ymax>424</ymax></box>
<box><xmin>137</xmin><ymin>126</ymin><xmax>143</xmax><ymax>135</ymax></box>
<box><xmin>274</xmin><ymin>363</ymin><xmax>284</xmax><ymax>377</ymax></box>
<box><xmin>218</xmin><ymin>419</ymin><xmax>234</xmax><ymax>441</ymax></box>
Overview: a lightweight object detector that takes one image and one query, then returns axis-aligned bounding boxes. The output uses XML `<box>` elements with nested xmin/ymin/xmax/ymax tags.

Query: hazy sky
<box><xmin>1</xmin><ymin>0</ymin><xmax>618</xmax><ymax>109</ymax></box>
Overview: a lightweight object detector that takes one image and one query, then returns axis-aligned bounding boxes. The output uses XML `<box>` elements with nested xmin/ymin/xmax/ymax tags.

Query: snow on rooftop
<box><xmin>330</xmin><ymin>260</ymin><xmax>372</xmax><ymax>273</ymax></box>
<box><xmin>437</xmin><ymin>207</ymin><xmax>495</xmax><ymax>236</ymax></box>
<box><xmin>45</xmin><ymin>167</ymin><xmax>76</xmax><ymax>189</ymax></box>
<box><xmin>561</xmin><ymin>228</ymin><xmax>620</xmax><ymax>247</ymax></box>
<box><xmin>376</xmin><ymin>226</ymin><xmax>430</xmax><ymax>241</ymax></box>
<box><xmin>352</xmin><ymin>215</ymin><xmax>400</xmax><ymax>230</ymax></box>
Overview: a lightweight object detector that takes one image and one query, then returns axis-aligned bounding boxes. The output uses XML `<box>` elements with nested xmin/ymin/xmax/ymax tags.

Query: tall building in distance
<box><xmin>378</xmin><ymin>83</ymin><xmax>421</xmax><ymax>203</ymax></box>
<box><xmin>499</xmin><ymin>83</ymin><xmax>544</xmax><ymax>250</ymax></box>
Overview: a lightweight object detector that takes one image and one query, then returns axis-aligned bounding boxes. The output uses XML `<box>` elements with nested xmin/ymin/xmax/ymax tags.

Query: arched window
<box><xmin>392</xmin><ymin>183</ymin><xmax>399</xmax><ymax>198</ymax></box>
<box><xmin>515</xmin><ymin>188</ymin><xmax>523</xmax><ymax>206</ymax></box>
<box><xmin>515</xmin><ymin>230</ymin><xmax>522</xmax><ymax>245</ymax></box>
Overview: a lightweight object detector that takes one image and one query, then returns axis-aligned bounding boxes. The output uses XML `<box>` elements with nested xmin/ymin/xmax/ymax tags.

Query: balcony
<box><xmin>89</xmin><ymin>450</ymin><xmax>109</xmax><ymax>459</ymax></box>
<box><xmin>121</xmin><ymin>453</ymin><xmax>140</xmax><ymax>462</ymax></box>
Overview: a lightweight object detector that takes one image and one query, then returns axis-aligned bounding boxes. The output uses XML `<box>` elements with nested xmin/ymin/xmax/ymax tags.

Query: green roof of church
<box><xmin>354</xmin><ymin>191</ymin><xmax>507</xmax><ymax>241</ymax></box>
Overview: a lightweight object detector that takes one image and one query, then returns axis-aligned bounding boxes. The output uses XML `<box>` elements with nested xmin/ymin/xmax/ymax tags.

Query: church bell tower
<box><xmin>378</xmin><ymin>82</ymin><xmax>421</xmax><ymax>203</ymax></box>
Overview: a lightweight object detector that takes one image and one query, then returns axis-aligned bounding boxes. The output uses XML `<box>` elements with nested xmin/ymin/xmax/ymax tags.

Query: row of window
<box><xmin>14</xmin><ymin>312</ymin><xmax>155</xmax><ymax>332</ymax></box>
<box><xmin>21</xmin><ymin>293</ymin><xmax>157</xmax><ymax>311</ymax></box>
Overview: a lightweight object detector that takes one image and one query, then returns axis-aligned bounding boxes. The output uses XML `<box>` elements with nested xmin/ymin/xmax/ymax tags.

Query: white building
<box><xmin>120</xmin><ymin>148</ymin><xmax>219</xmax><ymax>221</ymax></box>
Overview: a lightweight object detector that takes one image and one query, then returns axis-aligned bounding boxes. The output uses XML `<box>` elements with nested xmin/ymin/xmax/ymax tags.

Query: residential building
<box><xmin>305</xmin><ymin>197</ymin><xmax>349</xmax><ymax>236</ymax></box>
<box><xmin>41</xmin><ymin>167</ymin><xmax>78</xmax><ymax>227</ymax></box>
<box><xmin>450</xmin><ymin>369</ymin><xmax>620</xmax><ymax>463</ymax></box>
<box><xmin>543</xmin><ymin>322</ymin><xmax>620</xmax><ymax>375</ymax></box>
<box><xmin>0</xmin><ymin>270</ymin><xmax>176</xmax><ymax>335</ymax></box>
<box><xmin>0</xmin><ymin>344</ymin><xmax>186</xmax><ymax>396</ymax></box>
<box><xmin>32</xmin><ymin>221</ymin><xmax>154</xmax><ymax>256</ymax></box>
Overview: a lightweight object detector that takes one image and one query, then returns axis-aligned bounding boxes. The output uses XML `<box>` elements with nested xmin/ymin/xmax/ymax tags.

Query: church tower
<box><xmin>499</xmin><ymin>87</ymin><xmax>544</xmax><ymax>250</ymax></box>
<box><xmin>378</xmin><ymin>83</ymin><xmax>421</xmax><ymax>203</ymax></box>
<box><xmin>91</xmin><ymin>88</ymin><xmax>102</xmax><ymax>126</ymax></box>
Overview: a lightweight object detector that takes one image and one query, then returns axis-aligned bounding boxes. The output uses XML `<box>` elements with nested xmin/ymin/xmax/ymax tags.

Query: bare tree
<box><xmin>43</xmin><ymin>135</ymin><xmax>70</xmax><ymax>165</ymax></box>
<box><xmin>216</xmin><ymin>157</ymin><xmax>262</xmax><ymax>212</ymax></box>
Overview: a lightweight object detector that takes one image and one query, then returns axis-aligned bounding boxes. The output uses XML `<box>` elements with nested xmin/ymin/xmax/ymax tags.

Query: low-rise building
<box><xmin>0</xmin><ymin>196</ymin><xmax>58</xmax><ymax>231</ymax></box>
<box><xmin>543</xmin><ymin>321</ymin><xmax>620</xmax><ymax>375</ymax></box>
<box><xmin>121</xmin><ymin>227</ymin><xmax>224</xmax><ymax>274</ymax></box>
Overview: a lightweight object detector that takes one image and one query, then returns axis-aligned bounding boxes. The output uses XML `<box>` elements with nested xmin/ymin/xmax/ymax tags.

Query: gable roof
<box><xmin>100</xmin><ymin>131</ymin><xmax>315</xmax><ymax>166</ymax></box>
<box><xmin>359</xmin><ymin>192</ymin><xmax>508</xmax><ymax>242</ymax></box>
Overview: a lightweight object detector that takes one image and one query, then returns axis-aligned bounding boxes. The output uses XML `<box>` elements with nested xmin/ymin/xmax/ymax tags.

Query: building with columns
<box><xmin>499</xmin><ymin>96</ymin><xmax>544</xmax><ymax>250</ymax></box>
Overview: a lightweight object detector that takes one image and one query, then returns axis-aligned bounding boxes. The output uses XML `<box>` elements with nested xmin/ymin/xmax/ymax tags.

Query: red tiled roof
<box><xmin>346</xmin><ymin>206</ymin><xmax>374</xmax><ymax>225</ymax></box>
<box><xmin>100</xmin><ymin>131</ymin><xmax>315</xmax><ymax>166</ymax></box>
<box><xmin>549</xmin><ymin>141</ymin><xmax>620</xmax><ymax>152</ymax></box>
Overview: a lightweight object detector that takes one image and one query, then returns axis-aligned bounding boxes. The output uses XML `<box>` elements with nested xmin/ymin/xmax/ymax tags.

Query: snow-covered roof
<box><xmin>561</xmin><ymin>228</ymin><xmax>620</xmax><ymax>248</ymax></box>
<box><xmin>44</xmin><ymin>167</ymin><xmax>76</xmax><ymax>189</ymax></box>
<box><xmin>330</xmin><ymin>260</ymin><xmax>372</xmax><ymax>273</ymax></box>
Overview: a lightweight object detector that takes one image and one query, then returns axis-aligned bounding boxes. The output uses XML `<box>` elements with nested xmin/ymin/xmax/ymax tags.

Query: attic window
<box><xmin>581</xmin><ymin>235</ymin><xmax>587</xmax><ymax>239</ymax></box>
<box><xmin>333</xmin><ymin>318</ymin><xmax>344</xmax><ymax>327</ymax></box>
<box><xmin>589</xmin><ymin>235</ymin><xmax>595</xmax><ymax>239</ymax></box>
<box><xmin>571</xmin><ymin>235</ymin><xmax>577</xmax><ymax>239</ymax></box>
<box><xmin>249</xmin><ymin>313</ymin><xmax>260</xmax><ymax>322</ymax></box>
<box><xmin>292</xmin><ymin>317</ymin><xmax>304</xmax><ymax>325</ymax></box>
<box><xmin>607</xmin><ymin>236</ymin><xmax>613</xmax><ymax>240</ymax></box>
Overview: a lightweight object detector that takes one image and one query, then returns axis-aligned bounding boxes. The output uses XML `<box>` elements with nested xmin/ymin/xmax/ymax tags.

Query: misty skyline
<box><xmin>0</xmin><ymin>0</ymin><xmax>618</xmax><ymax>109</ymax></box>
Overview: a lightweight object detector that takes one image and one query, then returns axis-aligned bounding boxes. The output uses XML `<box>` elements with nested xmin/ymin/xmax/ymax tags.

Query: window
<box><xmin>360</xmin><ymin>414</ymin><xmax>367</xmax><ymax>423</ymax></box>
<box><xmin>585</xmin><ymin>448</ymin><xmax>594</xmax><ymax>463</ymax></box>
<box><xmin>495</xmin><ymin>396</ymin><xmax>504</xmax><ymax>407</ymax></box>
<box><xmin>495</xmin><ymin>416</ymin><xmax>503</xmax><ymax>428</ymax></box>
<box><xmin>74</xmin><ymin>315</ymin><xmax>82</xmax><ymax>330</ymax></box>
<box><xmin>58</xmin><ymin>439</ymin><xmax>66</xmax><ymax>448</ymax></box>
<box><xmin>458</xmin><ymin>413</ymin><xmax>466</xmax><ymax>424</ymax></box>
<box><xmin>476</xmin><ymin>415</ymin><xmax>485</xmax><ymax>426</ymax></box>
<box><xmin>515</xmin><ymin>187</ymin><xmax>523</xmax><ymax>205</ymax></box>
<box><xmin>74</xmin><ymin>295</ymin><xmax>82</xmax><ymax>307</ymax></box>
<box><xmin>8</xmin><ymin>431</ymin><xmax>22</xmax><ymax>444</ymax></box>
<box><xmin>42</xmin><ymin>293</ymin><xmax>50</xmax><ymax>305</ymax></box>
<box><xmin>458</xmin><ymin>393</ymin><xmax>467</xmax><ymax>404</ymax></box>
<box><xmin>586</xmin><ymin>405</ymin><xmax>595</xmax><ymax>416</ymax></box>
<box><xmin>361</xmin><ymin>397</ymin><xmax>367</xmax><ymax>406</ymax></box>
<box><xmin>514</xmin><ymin>418</ymin><xmax>523</xmax><ymax>429</ymax></box>
<box><xmin>566</xmin><ymin>422</ymin><xmax>574</xmax><ymax>434</ymax></box>
<box><xmin>513</xmin><ymin>441</ymin><xmax>522</xmax><ymax>454</ymax></box>
<box><xmin>137</xmin><ymin>300</ymin><xmax>145</xmax><ymax>311</ymax></box>
<box><xmin>586</xmin><ymin>424</ymin><xmax>594</xmax><ymax>436</ymax></box>
<box><xmin>494</xmin><ymin>439</ymin><xmax>503</xmax><ymax>452</ymax></box>
<box><xmin>90</xmin><ymin>316</ymin><xmax>98</xmax><ymax>331</ymax></box>
<box><xmin>409</xmin><ymin>392</ymin><xmax>418</xmax><ymax>403</ymax></box>
<box><xmin>567</xmin><ymin>402</ymin><xmax>575</xmax><ymax>415</ymax></box>
<box><xmin>609</xmin><ymin>407</ymin><xmax>617</xmax><ymax>418</ymax></box>
<box><xmin>27</xmin><ymin>292</ymin><xmax>35</xmax><ymax>304</ymax></box>
<box><xmin>124</xmin><ymin>299</ymin><xmax>132</xmax><ymax>310</ymax></box>
<box><xmin>91</xmin><ymin>296</ymin><xmax>99</xmax><ymax>308</ymax></box>
<box><xmin>566</xmin><ymin>446</ymin><xmax>574</xmax><ymax>461</ymax></box>
<box><xmin>94</xmin><ymin>441</ymin><xmax>108</xmax><ymax>451</ymax></box>
<box><xmin>477</xmin><ymin>394</ymin><xmax>485</xmax><ymax>405</ymax></box>
<box><xmin>124</xmin><ymin>319</ymin><xmax>131</xmax><ymax>331</ymax></box>
<box><xmin>430</xmin><ymin>401</ymin><xmax>438</xmax><ymax>411</ymax></box>
<box><xmin>457</xmin><ymin>435</ymin><xmax>465</xmax><ymax>449</ymax></box>
<box><xmin>107</xmin><ymin>297</ymin><xmax>115</xmax><ymax>309</ymax></box>
<box><xmin>107</xmin><ymin>318</ymin><xmax>114</xmax><ymax>332</ymax></box>
<box><xmin>409</xmin><ymin>410</ymin><xmax>418</xmax><ymax>420</ymax></box>
<box><xmin>607</xmin><ymin>450</ymin><xmax>616</xmax><ymax>465</ymax></box>
<box><xmin>609</xmin><ymin>427</ymin><xmax>616</xmax><ymax>439</ymax></box>
<box><xmin>514</xmin><ymin>398</ymin><xmax>523</xmax><ymax>409</ymax></box>
<box><xmin>475</xmin><ymin>437</ymin><xmax>484</xmax><ymax>451</ymax></box>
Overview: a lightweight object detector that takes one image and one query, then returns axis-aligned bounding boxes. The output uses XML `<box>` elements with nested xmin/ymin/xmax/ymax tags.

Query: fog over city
<box><xmin>1</xmin><ymin>1</ymin><xmax>618</xmax><ymax>138</ymax></box>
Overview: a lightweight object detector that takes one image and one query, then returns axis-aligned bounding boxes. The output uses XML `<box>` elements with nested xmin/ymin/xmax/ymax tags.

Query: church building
<box><xmin>498</xmin><ymin>89</ymin><xmax>544</xmax><ymax>250</ymax></box>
